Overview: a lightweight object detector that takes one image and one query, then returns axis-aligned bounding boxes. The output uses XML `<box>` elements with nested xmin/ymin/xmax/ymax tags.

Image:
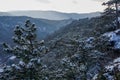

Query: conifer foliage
<box><xmin>0</xmin><ymin>20</ymin><xmax>48</xmax><ymax>80</ymax></box>
<box><xmin>102</xmin><ymin>0</ymin><xmax>120</xmax><ymax>29</ymax></box>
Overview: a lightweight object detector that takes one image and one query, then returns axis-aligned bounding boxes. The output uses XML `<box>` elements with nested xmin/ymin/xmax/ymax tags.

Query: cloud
<box><xmin>72</xmin><ymin>0</ymin><xmax>78</xmax><ymax>4</ymax></box>
<box><xmin>91</xmin><ymin>0</ymin><xmax>106</xmax><ymax>2</ymax></box>
<box><xmin>35</xmin><ymin>0</ymin><xmax>50</xmax><ymax>3</ymax></box>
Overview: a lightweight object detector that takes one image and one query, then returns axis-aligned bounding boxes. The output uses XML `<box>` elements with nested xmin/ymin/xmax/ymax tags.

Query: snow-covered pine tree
<box><xmin>0</xmin><ymin>20</ymin><xmax>48</xmax><ymax>80</ymax></box>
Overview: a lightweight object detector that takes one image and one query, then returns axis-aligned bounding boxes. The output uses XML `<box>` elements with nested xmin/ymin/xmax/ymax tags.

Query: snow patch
<box><xmin>114</xmin><ymin>57</ymin><xmax>120</xmax><ymax>63</ymax></box>
<box><xmin>86</xmin><ymin>37</ymin><xmax>95</xmax><ymax>43</ymax></box>
<box><xmin>105</xmin><ymin>65</ymin><xmax>114</xmax><ymax>71</ymax></box>
<box><xmin>103</xmin><ymin>29</ymin><xmax>120</xmax><ymax>49</ymax></box>
<box><xmin>0</xmin><ymin>68</ymin><xmax>4</xmax><ymax>73</ymax></box>
<box><xmin>9</xmin><ymin>56</ymin><xmax>16</xmax><ymax>60</ymax></box>
<box><xmin>105</xmin><ymin>57</ymin><xmax>120</xmax><ymax>71</ymax></box>
<box><xmin>118</xmin><ymin>17</ymin><xmax>120</xmax><ymax>22</ymax></box>
<box><xmin>92</xmin><ymin>74</ymin><xmax>98</xmax><ymax>80</ymax></box>
<box><xmin>19</xmin><ymin>61</ymin><xmax>25</xmax><ymax>66</ymax></box>
<box><xmin>12</xmin><ymin>64</ymin><xmax>21</xmax><ymax>70</ymax></box>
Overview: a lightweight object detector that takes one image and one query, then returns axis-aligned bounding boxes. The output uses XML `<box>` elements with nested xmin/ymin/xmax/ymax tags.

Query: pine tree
<box><xmin>0</xmin><ymin>20</ymin><xmax>48</xmax><ymax>80</ymax></box>
<box><xmin>102</xmin><ymin>0</ymin><xmax>120</xmax><ymax>29</ymax></box>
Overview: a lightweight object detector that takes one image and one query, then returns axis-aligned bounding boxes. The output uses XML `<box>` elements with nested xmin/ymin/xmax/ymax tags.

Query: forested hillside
<box><xmin>0</xmin><ymin>16</ymin><xmax>73</xmax><ymax>43</ymax></box>
<box><xmin>0</xmin><ymin>16</ymin><xmax>73</xmax><ymax>66</ymax></box>
<box><xmin>0</xmin><ymin>0</ymin><xmax>120</xmax><ymax>80</ymax></box>
<box><xmin>42</xmin><ymin>16</ymin><xmax>117</xmax><ymax>79</ymax></box>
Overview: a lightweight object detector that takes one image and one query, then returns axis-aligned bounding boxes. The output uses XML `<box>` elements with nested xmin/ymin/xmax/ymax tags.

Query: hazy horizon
<box><xmin>0</xmin><ymin>10</ymin><xmax>101</xmax><ymax>14</ymax></box>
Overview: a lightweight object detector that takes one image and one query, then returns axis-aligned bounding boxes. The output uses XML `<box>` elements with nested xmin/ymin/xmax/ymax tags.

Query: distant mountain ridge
<box><xmin>0</xmin><ymin>12</ymin><xmax>12</xmax><ymax>16</ymax></box>
<box><xmin>0</xmin><ymin>10</ymin><xmax>101</xmax><ymax>20</ymax></box>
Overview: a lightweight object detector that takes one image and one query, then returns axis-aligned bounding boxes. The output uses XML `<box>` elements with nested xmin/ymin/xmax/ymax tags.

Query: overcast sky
<box><xmin>0</xmin><ymin>0</ymin><xmax>107</xmax><ymax>13</ymax></box>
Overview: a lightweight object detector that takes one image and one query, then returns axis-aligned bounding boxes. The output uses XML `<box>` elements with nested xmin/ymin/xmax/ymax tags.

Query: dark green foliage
<box><xmin>102</xmin><ymin>0</ymin><xmax>120</xmax><ymax>29</ymax></box>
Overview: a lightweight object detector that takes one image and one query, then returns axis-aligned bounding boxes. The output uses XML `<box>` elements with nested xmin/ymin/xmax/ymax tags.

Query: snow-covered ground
<box><xmin>93</xmin><ymin>57</ymin><xmax>120</xmax><ymax>80</ymax></box>
<box><xmin>103</xmin><ymin>29</ymin><xmax>120</xmax><ymax>49</ymax></box>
